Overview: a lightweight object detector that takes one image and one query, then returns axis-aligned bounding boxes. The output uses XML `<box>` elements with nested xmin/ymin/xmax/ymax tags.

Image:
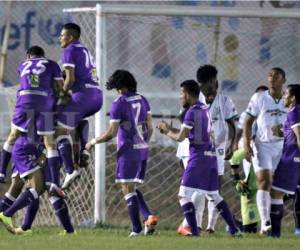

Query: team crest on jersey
<box><xmin>29</xmin><ymin>74</ymin><xmax>40</xmax><ymax>88</ymax></box>
<box><xmin>266</xmin><ymin>109</ymin><xmax>286</xmax><ymax>116</ymax></box>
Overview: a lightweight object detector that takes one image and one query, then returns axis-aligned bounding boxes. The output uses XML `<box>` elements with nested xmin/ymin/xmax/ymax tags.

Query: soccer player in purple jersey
<box><xmin>0</xmin><ymin>46</ymin><xmax>64</xmax><ymax>197</ymax></box>
<box><xmin>157</xmin><ymin>80</ymin><xmax>240</xmax><ymax>237</ymax></box>
<box><xmin>86</xmin><ymin>70</ymin><xmax>157</xmax><ymax>237</ymax></box>
<box><xmin>56</xmin><ymin>23</ymin><xmax>103</xmax><ymax>189</ymax></box>
<box><xmin>269</xmin><ymin>84</ymin><xmax>300</xmax><ymax>237</ymax></box>
<box><xmin>0</xmin><ymin>128</ymin><xmax>74</xmax><ymax>235</ymax></box>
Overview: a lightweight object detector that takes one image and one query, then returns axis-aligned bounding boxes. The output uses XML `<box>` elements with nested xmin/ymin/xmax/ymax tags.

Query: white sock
<box><xmin>207</xmin><ymin>199</ymin><xmax>219</xmax><ymax>230</ymax></box>
<box><xmin>192</xmin><ymin>192</ymin><xmax>205</xmax><ymax>228</ymax></box>
<box><xmin>256</xmin><ymin>190</ymin><xmax>271</xmax><ymax>225</ymax></box>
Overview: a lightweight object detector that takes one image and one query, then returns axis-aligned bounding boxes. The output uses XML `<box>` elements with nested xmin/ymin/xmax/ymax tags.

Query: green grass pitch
<box><xmin>1</xmin><ymin>227</ymin><xmax>299</xmax><ymax>250</ymax></box>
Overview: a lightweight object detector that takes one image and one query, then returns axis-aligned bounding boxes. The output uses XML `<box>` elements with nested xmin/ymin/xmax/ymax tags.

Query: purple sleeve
<box><xmin>143</xmin><ymin>96</ymin><xmax>151</xmax><ymax>113</ymax></box>
<box><xmin>110</xmin><ymin>100</ymin><xmax>122</xmax><ymax>122</ymax></box>
<box><xmin>290</xmin><ymin>108</ymin><xmax>300</xmax><ymax>129</ymax></box>
<box><xmin>182</xmin><ymin>108</ymin><xmax>194</xmax><ymax>129</ymax></box>
<box><xmin>17</xmin><ymin>63</ymin><xmax>23</xmax><ymax>76</ymax></box>
<box><xmin>61</xmin><ymin>47</ymin><xmax>75</xmax><ymax>68</ymax></box>
<box><xmin>52</xmin><ymin>62</ymin><xmax>63</xmax><ymax>80</ymax></box>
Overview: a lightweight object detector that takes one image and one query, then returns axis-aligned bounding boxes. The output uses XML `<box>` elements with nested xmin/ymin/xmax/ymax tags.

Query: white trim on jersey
<box><xmin>182</xmin><ymin>123</ymin><xmax>192</xmax><ymax>130</ymax></box>
<box><xmin>63</xmin><ymin>63</ymin><xmax>75</xmax><ymax>68</ymax></box>
<box><xmin>291</xmin><ymin>123</ymin><xmax>300</xmax><ymax>129</ymax></box>
<box><xmin>110</xmin><ymin>119</ymin><xmax>120</xmax><ymax>123</ymax></box>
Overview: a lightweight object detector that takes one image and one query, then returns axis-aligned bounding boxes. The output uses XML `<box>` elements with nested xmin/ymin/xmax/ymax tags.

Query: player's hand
<box><xmin>244</xmin><ymin>144</ymin><xmax>253</xmax><ymax>163</ymax></box>
<box><xmin>272</xmin><ymin>124</ymin><xmax>284</xmax><ymax>137</ymax></box>
<box><xmin>224</xmin><ymin>147</ymin><xmax>234</xmax><ymax>160</ymax></box>
<box><xmin>85</xmin><ymin>142</ymin><xmax>94</xmax><ymax>152</ymax></box>
<box><xmin>235</xmin><ymin>180</ymin><xmax>250</xmax><ymax>195</ymax></box>
<box><xmin>156</xmin><ymin>120</ymin><xmax>171</xmax><ymax>134</ymax></box>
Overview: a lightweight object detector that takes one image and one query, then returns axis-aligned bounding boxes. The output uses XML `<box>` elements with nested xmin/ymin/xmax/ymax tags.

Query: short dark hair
<box><xmin>106</xmin><ymin>70</ymin><xmax>137</xmax><ymax>92</ymax></box>
<box><xmin>255</xmin><ymin>85</ymin><xmax>268</xmax><ymax>93</ymax></box>
<box><xmin>63</xmin><ymin>23</ymin><xmax>81</xmax><ymax>39</ymax></box>
<box><xmin>180</xmin><ymin>80</ymin><xmax>200</xmax><ymax>98</ymax></box>
<box><xmin>196</xmin><ymin>64</ymin><xmax>218</xmax><ymax>84</ymax></box>
<box><xmin>272</xmin><ymin>67</ymin><xmax>286</xmax><ymax>79</ymax></box>
<box><xmin>287</xmin><ymin>84</ymin><xmax>300</xmax><ymax>104</ymax></box>
<box><xmin>26</xmin><ymin>46</ymin><xmax>45</xmax><ymax>57</ymax></box>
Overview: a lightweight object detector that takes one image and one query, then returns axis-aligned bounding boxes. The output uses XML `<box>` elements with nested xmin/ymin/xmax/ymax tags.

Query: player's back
<box><xmin>62</xmin><ymin>41</ymin><xmax>98</xmax><ymax>91</ymax></box>
<box><xmin>113</xmin><ymin>92</ymin><xmax>150</xmax><ymax>160</ymax></box>
<box><xmin>184</xmin><ymin>101</ymin><xmax>215</xmax><ymax>155</ymax></box>
<box><xmin>18</xmin><ymin>58</ymin><xmax>61</xmax><ymax>97</ymax></box>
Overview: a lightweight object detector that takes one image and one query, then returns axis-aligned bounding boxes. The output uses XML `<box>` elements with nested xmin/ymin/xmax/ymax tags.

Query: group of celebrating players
<box><xmin>0</xmin><ymin>21</ymin><xmax>300</xmax><ymax>239</ymax></box>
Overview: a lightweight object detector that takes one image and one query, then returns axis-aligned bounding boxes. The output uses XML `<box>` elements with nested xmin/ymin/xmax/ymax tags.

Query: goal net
<box><xmin>60</xmin><ymin>4</ymin><xmax>300</xmax><ymax>230</ymax></box>
<box><xmin>1</xmin><ymin>3</ymin><xmax>299</xmax><ymax>230</ymax></box>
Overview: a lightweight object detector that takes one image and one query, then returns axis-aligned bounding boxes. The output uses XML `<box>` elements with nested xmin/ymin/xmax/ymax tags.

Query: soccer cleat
<box><xmin>231</xmin><ymin>230</ymin><xmax>243</xmax><ymax>237</ymax></box>
<box><xmin>49</xmin><ymin>184</ymin><xmax>66</xmax><ymax>199</ymax></box>
<box><xmin>260</xmin><ymin>221</ymin><xmax>272</xmax><ymax>235</ymax></box>
<box><xmin>0</xmin><ymin>212</ymin><xmax>15</xmax><ymax>234</ymax></box>
<box><xmin>79</xmin><ymin>150</ymin><xmax>90</xmax><ymax>168</ymax></box>
<box><xmin>144</xmin><ymin>215</ymin><xmax>158</xmax><ymax>235</ymax></box>
<box><xmin>177</xmin><ymin>225</ymin><xmax>192</xmax><ymax>236</ymax></box>
<box><xmin>62</xmin><ymin>169</ymin><xmax>81</xmax><ymax>190</ymax></box>
<box><xmin>14</xmin><ymin>227</ymin><xmax>33</xmax><ymax>236</ymax></box>
<box><xmin>206</xmin><ymin>228</ymin><xmax>215</xmax><ymax>234</ymax></box>
<box><xmin>59</xmin><ymin>230</ymin><xmax>77</xmax><ymax>236</ymax></box>
<box><xmin>129</xmin><ymin>231</ymin><xmax>142</xmax><ymax>237</ymax></box>
<box><xmin>294</xmin><ymin>228</ymin><xmax>300</xmax><ymax>236</ymax></box>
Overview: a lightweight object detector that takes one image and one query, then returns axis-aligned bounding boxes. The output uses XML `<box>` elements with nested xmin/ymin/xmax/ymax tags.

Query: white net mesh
<box><xmin>63</xmin><ymin>7</ymin><xmax>299</xmax><ymax>229</ymax></box>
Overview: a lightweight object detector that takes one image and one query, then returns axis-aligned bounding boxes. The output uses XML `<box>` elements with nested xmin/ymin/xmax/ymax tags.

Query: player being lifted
<box><xmin>243</xmin><ymin>67</ymin><xmax>287</xmax><ymax>234</ymax></box>
<box><xmin>56</xmin><ymin>23</ymin><xmax>103</xmax><ymax>189</ymax></box>
<box><xmin>269</xmin><ymin>84</ymin><xmax>300</xmax><ymax>237</ymax></box>
<box><xmin>158</xmin><ymin>80</ymin><xmax>240</xmax><ymax>237</ymax></box>
<box><xmin>86</xmin><ymin>70</ymin><xmax>157</xmax><ymax>237</ymax></box>
<box><xmin>0</xmin><ymin>46</ymin><xmax>63</xmax><ymax>196</ymax></box>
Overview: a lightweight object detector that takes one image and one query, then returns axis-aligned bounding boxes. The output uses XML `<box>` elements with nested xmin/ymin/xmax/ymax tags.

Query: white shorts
<box><xmin>176</xmin><ymin>139</ymin><xmax>190</xmax><ymax>160</ymax></box>
<box><xmin>252</xmin><ymin>141</ymin><xmax>283</xmax><ymax>173</ymax></box>
<box><xmin>178</xmin><ymin>185</ymin><xmax>218</xmax><ymax>199</ymax></box>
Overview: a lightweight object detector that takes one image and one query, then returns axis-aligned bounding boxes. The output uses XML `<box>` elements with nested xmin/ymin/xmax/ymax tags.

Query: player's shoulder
<box><xmin>112</xmin><ymin>95</ymin><xmax>123</xmax><ymax>104</ymax></box>
<box><xmin>215</xmin><ymin>92</ymin><xmax>233</xmax><ymax>104</ymax></box>
<box><xmin>251</xmin><ymin>90</ymin><xmax>268</xmax><ymax>101</ymax></box>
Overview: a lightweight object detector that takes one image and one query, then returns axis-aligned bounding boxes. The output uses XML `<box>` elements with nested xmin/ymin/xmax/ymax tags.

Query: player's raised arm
<box><xmin>157</xmin><ymin>121</ymin><xmax>189</xmax><ymax>142</ymax></box>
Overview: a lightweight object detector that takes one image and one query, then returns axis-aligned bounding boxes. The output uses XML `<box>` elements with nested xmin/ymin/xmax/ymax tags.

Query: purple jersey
<box><xmin>183</xmin><ymin>101</ymin><xmax>215</xmax><ymax>156</ymax></box>
<box><xmin>282</xmin><ymin>105</ymin><xmax>300</xmax><ymax>158</ymax></box>
<box><xmin>17</xmin><ymin>58</ymin><xmax>62</xmax><ymax>96</ymax></box>
<box><xmin>110</xmin><ymin>92</ymin><xmax>151</xmax><ymax>161</ymax></box>
<box><xmin>272</xmin><ymin>105</ymin><xmax>300</xmax><ymax>194</ymax></box>
<box><xmin>61</xmin><ymin>41</ymin><xmax>98</xmax><ymax>91</ymax></box>
<box><xmin>181</xmin><ymin>101</ymin><xmax>218</xmax><ymax>192</ymax></box>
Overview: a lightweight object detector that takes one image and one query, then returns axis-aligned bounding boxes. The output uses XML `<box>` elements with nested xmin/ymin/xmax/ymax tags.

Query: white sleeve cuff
<box><xmin>110</xmin><ymin>119</ymin><xmax>120</xmax><ymax>123</ymax></box>
<box><xmin>63</xmin><ymin>63</ymin><xmax>75</xmax><ymax>68</ymax></box>
<box><xmin>182</xmin><ymin>123</ymin><xmax>193</xmax><ymax>130</ymax></box>
<box><xmin>291</xmin><ymin>123</ymin><xmax>300</xmax><ymax>129</ymax></box>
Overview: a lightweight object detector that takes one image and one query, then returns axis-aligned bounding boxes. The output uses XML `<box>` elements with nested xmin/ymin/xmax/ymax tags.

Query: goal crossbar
<box><xmin>63</xmin><ymin>4</ymin><xmax>300</xmax><ymax>19</ymax></box>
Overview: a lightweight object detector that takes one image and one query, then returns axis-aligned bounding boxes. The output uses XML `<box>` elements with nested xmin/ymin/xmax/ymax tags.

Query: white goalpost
<box><xmin>62</xmin><ymin>3</ymin><xmax>300</xmax><ymax>228</ymax></box>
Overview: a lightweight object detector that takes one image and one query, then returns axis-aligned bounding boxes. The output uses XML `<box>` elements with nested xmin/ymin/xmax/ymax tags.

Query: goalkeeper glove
<box><xmin>235</xmin><ymin>180</ymin><xmax>250</xmax><ymax>195</ymax></box>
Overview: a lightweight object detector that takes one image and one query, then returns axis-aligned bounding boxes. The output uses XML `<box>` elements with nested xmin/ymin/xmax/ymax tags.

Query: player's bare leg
<box><xmin>0</xmin><ymin>127</ymin><xmax>21</xmax><ymax>183</ymax></box>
